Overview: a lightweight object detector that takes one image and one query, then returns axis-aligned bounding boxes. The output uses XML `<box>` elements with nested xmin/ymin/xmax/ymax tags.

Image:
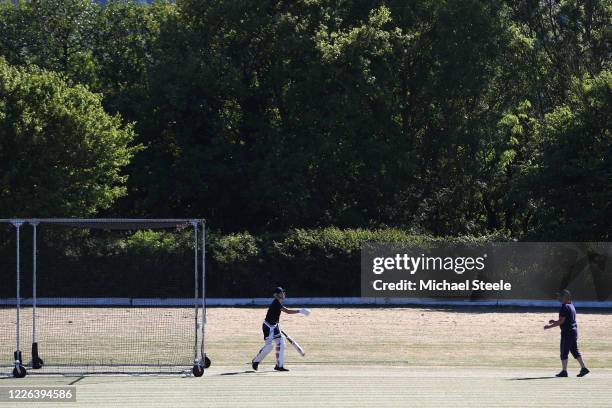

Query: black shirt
<box><xmin>265</xmin><ymin>298</ymin><xmax>282</xmax><ymax>325</ymax></box>
<box><xmin>559</xmin><ymin>303</ymin><xmax>578</xmax><ymax>334</ymax></box>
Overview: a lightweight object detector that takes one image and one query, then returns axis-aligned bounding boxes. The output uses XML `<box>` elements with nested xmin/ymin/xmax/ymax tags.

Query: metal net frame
<box><xmin>0</xmin><ymin>218</ymin><xmax>210</xmax><ymax>378</ymax></box>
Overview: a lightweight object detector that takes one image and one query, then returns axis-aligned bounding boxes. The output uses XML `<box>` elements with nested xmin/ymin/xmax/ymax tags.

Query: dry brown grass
<box><xmin>206</xmin><ymin>307</ymin><xmax>612</xmax><ymax>369</ymax></box>
<box><xmin>2</xmin><ymin>306</ymin><xmax>611</xmax><ymax>371</ymax></box>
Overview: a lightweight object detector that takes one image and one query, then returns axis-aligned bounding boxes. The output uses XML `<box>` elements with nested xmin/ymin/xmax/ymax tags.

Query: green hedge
<box><xmin>207</xmin><ymin>228</ymin><xmax>506</xmax><ymax>297</ymax></box>
<box><xmin>0</xmin><ymin>228</ymin><xmax>505</xmax><ymax>298</ymax></box>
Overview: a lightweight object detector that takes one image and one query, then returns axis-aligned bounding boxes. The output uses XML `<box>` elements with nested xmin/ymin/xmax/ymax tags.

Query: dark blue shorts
<box><xmin>560</xmin><ymin>332</ymin><xmax>581</xmax><ymax>360</ymax></box>
<box><xmin>262</xmin><ymin>322</ymin><xmax>280</xmax><ymax>340</ymax></box>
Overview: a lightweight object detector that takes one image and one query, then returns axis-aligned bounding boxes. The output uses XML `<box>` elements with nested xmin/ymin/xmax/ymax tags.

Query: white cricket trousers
<box><xmin>253</xmin><ymin>321</ymin><xmax>286</xmax><ymax>367</ymax></box>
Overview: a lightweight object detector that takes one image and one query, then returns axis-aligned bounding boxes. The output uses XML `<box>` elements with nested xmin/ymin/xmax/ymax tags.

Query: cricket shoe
<box><xmin>577</xmin><ymin>368</ymin><xmax>590</xmax><ymax>377</ymax></box>
<box><xmin>274</xmin><ymin>366</ymin><xmax>289</xmax><ymax>372</ymax></box>
<box><xmin>555</xmin><ymin>370</ymin><xmax>568</xmax><ymax>377</ymax></box>
<box><xmin>251</xmin><ymin>361</ymin><xmax>259</xmax><ymax>371</ymax></box>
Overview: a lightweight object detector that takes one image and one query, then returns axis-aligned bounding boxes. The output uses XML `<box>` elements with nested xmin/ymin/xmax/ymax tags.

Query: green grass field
<box><xmin>2</xmin><ymin>307</ymin><xmax>611</xmax><ymax>407</ymax></box>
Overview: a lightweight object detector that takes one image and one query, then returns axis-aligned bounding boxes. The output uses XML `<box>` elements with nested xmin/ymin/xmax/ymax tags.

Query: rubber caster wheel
<box><xmin>32</xmin><ymin>357</ymin><xmax>44</xmax><ymax>369</ymax></box>
<box><xmin>203</xmin><ymin>355</ymin><xmax>211</xmax><ymax>369</ymax></box>
<box><xmin>13</xmin><ymin>365</ymin><xmax>27</xmax><ymax>378</ymax></box>
<box><xmin>192</xmin><ymin>365</ymin><xmax>204</xmax><ymax>377</ymax></box>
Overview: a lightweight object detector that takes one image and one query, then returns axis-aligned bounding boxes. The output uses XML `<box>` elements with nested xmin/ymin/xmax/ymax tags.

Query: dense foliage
<box><xmin>0</xmin><ymin>58</ymin><xmax>137</xmax><ymax>217</ymax></box>
<box><xmin>0</xmin><ymin>226</ymin><xmax>504</xmax><ymax>297</ymax></box>
<box><xmin>0</xmin><ymin>0</ymin><xmax>610</xmax><ymax>240</ymax></box>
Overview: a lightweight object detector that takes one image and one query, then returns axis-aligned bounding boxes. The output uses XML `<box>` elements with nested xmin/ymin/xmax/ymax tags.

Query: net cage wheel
<box><xmin>32</xmin><ymin>356</ymin><xmax>44</xmax><ymax>369</ymax></box>
<box><xmin>192</xmin><ymin>365</ymin><xmax>204</xmax><ymax>377</ymax></box>
<box><xmin>13</xmin><ymin>365</ymin><xmax>27</xmax><ymax>378</ymax></box>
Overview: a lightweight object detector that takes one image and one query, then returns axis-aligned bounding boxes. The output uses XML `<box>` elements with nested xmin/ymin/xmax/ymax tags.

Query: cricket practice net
<box><xmin>0</xmin><ymin>219</ymin><xmax>210</xmax><ymax>377</ymax></box>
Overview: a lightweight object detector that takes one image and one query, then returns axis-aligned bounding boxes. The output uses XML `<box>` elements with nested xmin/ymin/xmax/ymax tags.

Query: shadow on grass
<box><xmin>219</xmin><ymin>370</ymin><xmax>256</xmax><ymax>376</ymax></box>
<box><xmin>69</xmin><ymin>376</ymin><xmax>85</xmax><ymax>385</ymax></box>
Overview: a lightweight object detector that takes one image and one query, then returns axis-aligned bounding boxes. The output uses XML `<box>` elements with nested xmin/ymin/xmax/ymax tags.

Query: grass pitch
<box><xmin>1</xmin><ymin>307</ymin><xmax>611</xmax><ymax>407</ymax></box>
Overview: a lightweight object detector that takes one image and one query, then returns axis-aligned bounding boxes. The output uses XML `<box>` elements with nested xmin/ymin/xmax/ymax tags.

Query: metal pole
<box><xmin>32</xmin><ymin>222</ymin><xmax>38</xmax><ymax>342</ymax></box>
<box><xmin>13</xmin><ymin>221</ymin><xmax>23</xmax><ymax>362</ymax></box>
<box><xmin>201</xmin><ymin>221</ymin><xmax>206</xmax><ymax>361</ymax></box>
<box><xmin>192</xmin><ymin>221</ymin><xmax>199</xmax><ymax>364</ymax></box>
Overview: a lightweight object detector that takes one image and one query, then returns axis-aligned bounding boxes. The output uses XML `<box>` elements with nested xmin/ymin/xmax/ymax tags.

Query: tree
<box><xmin>529</xmin><ymin>71</ymin><xmax>612</xmax><ymax>240</ymax></box>
<box><xmin>0</xmin><ymin>0</ymin><xmax>99</xmax><ymax>85</ymax></box>
<box><xmin>1</xmin><ymin>0</ymin><xmax>608</xmax><ymax>239</ymax></box>
<box><xmin>0</xmin><ymin>58</ymin><xmax>138</xmax><ymax>216</ymax></box>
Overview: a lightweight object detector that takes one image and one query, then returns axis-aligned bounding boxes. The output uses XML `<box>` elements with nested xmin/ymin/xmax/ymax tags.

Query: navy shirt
<box><xmin>265</xmin><ymin>298</ymin><xmax>282</xmax><ymax>325</ymax></box>
<box><xmin>559</xmin><ymin>303</ymin><xmax>578</xmax><ymax>334</ymax></box>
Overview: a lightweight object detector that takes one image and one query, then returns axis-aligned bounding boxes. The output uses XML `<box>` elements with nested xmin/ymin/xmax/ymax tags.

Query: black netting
<box><xmin>1</xmin><ymin>219</ymin><xmax>206</xmax><ymax>375</ymax></box>
<box><xmin>0</xmin><ymin>222</ymin><xmax>17</xmax><ymax>371</ymax></box>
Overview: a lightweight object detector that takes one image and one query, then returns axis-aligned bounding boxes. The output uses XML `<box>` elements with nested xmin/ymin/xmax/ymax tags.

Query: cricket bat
<box><xmin>281</xmin><ymin>330</ymin><xmax>305</xmax><ymax>357</ymax></box>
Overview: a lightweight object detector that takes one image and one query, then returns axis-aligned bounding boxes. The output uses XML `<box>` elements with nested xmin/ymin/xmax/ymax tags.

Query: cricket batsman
<box><xmin>544</xmin><ymin>289</ymin><xmax>590</xmax><ymax>377</ymax></box>
<box><xmin>251</xmin><ymin>287</ymin><xmax>309</xmax><ymax>372</ymax></box>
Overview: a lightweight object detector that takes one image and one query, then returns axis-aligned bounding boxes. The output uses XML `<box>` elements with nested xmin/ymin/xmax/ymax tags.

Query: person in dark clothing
<box><xmin>544</xmin><ymin>289</ymin><xmax>590</xmax><ymax>377</ymax></box>
<box><xmin>251</xmin><ymin>287</ymin><xmax>309</xmax><ymax>372</ymax></box>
